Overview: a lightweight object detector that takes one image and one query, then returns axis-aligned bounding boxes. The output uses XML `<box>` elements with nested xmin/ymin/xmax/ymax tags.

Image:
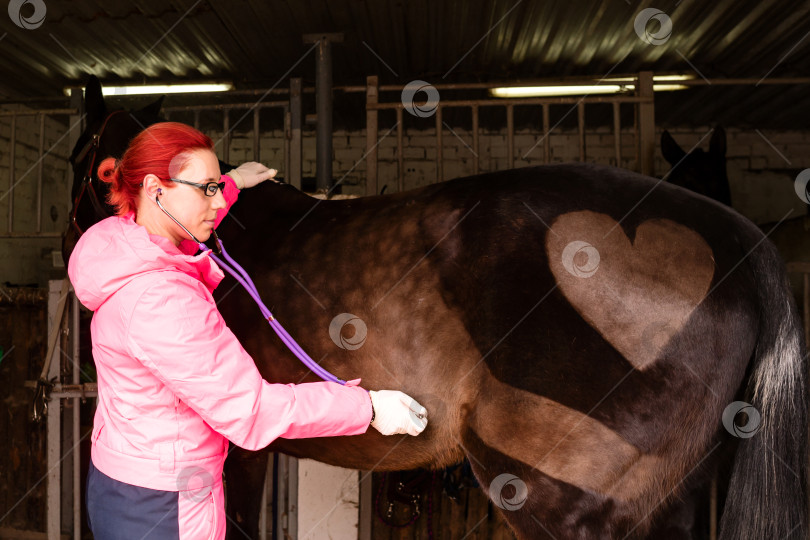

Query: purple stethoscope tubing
<box><xmin>155</xmin><ymin>195</ymin><xmax>348</xmax><ymax>385</ymax></box>
<box><xmin>201</xmin><ymin>236</ymin><xmax>348</xmax><ymax>385</ymax></box>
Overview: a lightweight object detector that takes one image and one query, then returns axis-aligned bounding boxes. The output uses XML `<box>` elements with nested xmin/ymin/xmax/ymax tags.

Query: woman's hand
<box><xmin>368</xmin><ymin>390</ymin><xmax>428</xmax><ymax>436</ymax></box>
<box><xmin>227</xmin><ymin>162</ymin><xmax>278</xmax><ymax>189</ymax></box>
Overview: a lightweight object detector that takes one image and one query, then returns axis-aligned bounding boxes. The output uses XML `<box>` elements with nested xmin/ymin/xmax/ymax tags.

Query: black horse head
<box><xmin>661</xmin><ymin>126</ymin><xmax>731</xmax><ymax>207</ymax></box>
<box><xmin>62</xmin><ymin>75</ymin><xmax>164</xmax><ymax>264</ymax></box>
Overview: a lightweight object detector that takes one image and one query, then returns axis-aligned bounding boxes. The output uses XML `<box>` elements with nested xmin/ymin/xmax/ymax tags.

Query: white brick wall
<box><xmin>222</xmin><ymin>125</ymin><xmax>807</xmax><ymax>224</ymax></box>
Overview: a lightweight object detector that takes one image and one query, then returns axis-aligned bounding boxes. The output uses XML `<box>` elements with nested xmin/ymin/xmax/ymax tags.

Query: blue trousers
<box><xmin>86</xmin><ymin>460</ymin><xmax>180</xmax><ymax>539</ymax></box>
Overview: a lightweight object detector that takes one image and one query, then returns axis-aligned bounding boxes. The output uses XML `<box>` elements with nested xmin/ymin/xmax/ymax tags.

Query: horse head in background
<box><xmin>661</xmin><ymin>126</ymin><xmax>731</xmax><ymax>206</ymax></box>
<box><xmin>61</xmin><ymin>75</ymin><xmax>164</xmax><ymax>265</ymax></box>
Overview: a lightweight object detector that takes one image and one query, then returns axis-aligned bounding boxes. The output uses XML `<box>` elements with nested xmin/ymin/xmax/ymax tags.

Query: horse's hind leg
<box><xmin>461</xmin><ymin>426</ymin><xmax>618</xmax><ymax>539</ymax></box>
<box><xmin>459</xmin><ymin>368</ymin><xmax>683</xmax><ymax>539</ymax></box>
<box><xmin>224</xmin><ymin>445</ymin><xmax>270</xmax><ymax>540</ymax></box>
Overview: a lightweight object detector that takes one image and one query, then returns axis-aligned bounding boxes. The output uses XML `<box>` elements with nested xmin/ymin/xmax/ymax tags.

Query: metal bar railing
<box><xmin>0</xmin><ymin>108</ymin><xmax>77</xmax><ymax>116</ymax></box>
<box><xmin>162</xmin><ymin>101</ymin><xmax>293</xmax><ymax>176</ymax></box>
<box><xmin>367</xmin><ymin>95</ymin><xmax>650</xmax><ymax>110</ymax></box>
<box><xmin>365</xmin><ymin>80</ymin><xmax>652</xmax><ymax>195</ymax></box>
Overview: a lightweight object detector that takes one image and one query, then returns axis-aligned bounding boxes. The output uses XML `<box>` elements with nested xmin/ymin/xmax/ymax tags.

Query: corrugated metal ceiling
<box><xmin>0</xmin><ymin>0</ymin><xmax>808</xmax><ymax>128</ymax></box>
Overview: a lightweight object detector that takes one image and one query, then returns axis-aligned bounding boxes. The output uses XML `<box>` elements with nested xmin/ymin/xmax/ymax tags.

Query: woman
<box><xmin>68</xmin><ymin>122</ymin><xmax>427</xmax><ymax>539</ymax></box>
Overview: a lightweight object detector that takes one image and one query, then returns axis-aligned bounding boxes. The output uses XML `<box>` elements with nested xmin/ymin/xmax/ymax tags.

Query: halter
<box><xmin>70</xmin><ymin>110</ymin><xmax>129</xmax><ymax>235</ymax></box>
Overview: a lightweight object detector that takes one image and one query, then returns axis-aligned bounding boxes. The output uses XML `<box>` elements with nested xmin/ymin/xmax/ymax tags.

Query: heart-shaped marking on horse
<box><xmin>546</xmin><ymin>211</ymin><xmax>715</xmax><ymax>369</ymax></box>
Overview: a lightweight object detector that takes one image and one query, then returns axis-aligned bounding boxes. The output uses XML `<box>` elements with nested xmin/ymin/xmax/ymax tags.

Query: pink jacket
<box><xmin>68</xmin><ymin>176</ymin><xmax>372</xmax><ymax>494</ymax></box>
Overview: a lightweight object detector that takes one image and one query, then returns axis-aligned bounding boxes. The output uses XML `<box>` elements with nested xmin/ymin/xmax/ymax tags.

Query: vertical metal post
<box><xmin>365</xmin><ymin>76</ymin><xmax>379</xmax><ymax>196</ymax></box>
<box><xmin>69</xmin><ymin>89</ymin><xmax>84</xmax><ymax>216</ymax></box>
<box><xmin>637</xmin><ymin>71</ymin><xmax>655</xmax><ymax>176</ymax></box>
<box><xmin>193</xmin><ymin>110</ymin><xmax>200</xmax><ymax>131</ymax></box>
<box><xmin>613</xmin><ymin>102</ymin><xmax>622</xmax><ymax>167</ymax></box>
<box><xmin>253</xmin><ymin>108</ymin><xmax>261</xmax><ymax>162</ymax></box>
<box><xmin>289</xmin><ymin>78</ymin><xmax>303</xmax><ymax>190</ymax></box>
<box><xmin>471</xmin><ymin>106</ymin><xmax>479</xmax><ymax>175</ymax></box>
<box><xmin>47</xmin><ymin>280</ymin><xmax>64</xmax><ymax>540</ymax></box>
<box><xmin>633</xmin><ymin>96</ymin><xmax>640</xmax><ymax>172</ymax></box>
<box><xmin>435</xmin><ymin>107</ymin><xmax>443</xmax><ymax>182</ymax></box>
<box><xmin>222</xmin><ymin>109</ymin><xmax>230</xmax><ymax>164</ymax></box>
<box><xmin>315</xmin><ymin>37</ymin><xmax>332</xmax><ymax>191</ymax></box>
<box><xmin>37</xmin><ymin>113</ymin><xmax>45</xmax><ymax>233</ymax></box>
<box><xmin>8</xmin><ymin>114</ymin><xmax>16</xmax><ymax>234</ymax></box>
<box><xmin>283</xmin><ymin>105</ymin><xmax>290</xmax><ymax>186</ymax></box>
<box><xmin>577</xmin><ymin>102</ymin><xmax>586</xmax><ymax>162</ymax></box>
<box><xmin>72</xmin><ymin>292</ymin><xmax>80</xmax><ymax>540</ymax></box>
<box><xmin>396</xmin><ymin>108</ymin><xmax>404</xmax><ymax>192</ymax></box>
<box><xmin>304</xmin><ymin>33</ymin><xmax>343</xmax><ymax>192</ymax></box>
<box><xmin>542</xmin><ymin>104</ymin><xmax>550</xmax><ymax>163</ymax></box>
<box><xmin>506</xmin><ymin>104</ymin><xmax>514</xmax><ymax>169</ymax></box>
<box><xmin>276</xmin><ymin>454</ymin><xmax>298</xmax><ymax>539</ymax></box>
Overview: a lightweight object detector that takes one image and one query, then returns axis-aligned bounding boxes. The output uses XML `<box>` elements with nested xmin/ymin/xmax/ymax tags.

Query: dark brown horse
<box><xmin>65</xmin><ymin>78</ymin><xmax>807</xmax><ymax>539</ymax></box>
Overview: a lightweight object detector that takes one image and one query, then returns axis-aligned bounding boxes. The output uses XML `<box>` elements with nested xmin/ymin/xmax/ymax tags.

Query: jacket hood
<box><xmin>68</xmin><ymin>213</ymin><xmax>224</xmax><ymax>311</ymax></box>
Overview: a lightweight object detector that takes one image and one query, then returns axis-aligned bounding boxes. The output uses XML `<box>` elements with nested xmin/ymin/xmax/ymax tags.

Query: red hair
<box><xmin>97</xmin><ymin>122</ymin><xmax>215</xmax><ymax>215</ymax></box>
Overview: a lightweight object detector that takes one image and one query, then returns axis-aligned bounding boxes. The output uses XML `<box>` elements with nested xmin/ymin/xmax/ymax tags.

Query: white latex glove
<box><xmin>369</xmin><ymin>390</ymin><xmax>428</xmax><ymax>436</ymax></box>
<box><xmin>227</xmin><ymin>162</ymin><xmax>277</xmax><ymax>189</ymax></box>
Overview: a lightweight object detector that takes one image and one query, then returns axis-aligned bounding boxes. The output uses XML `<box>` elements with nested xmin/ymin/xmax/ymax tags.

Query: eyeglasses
<box><xmin>169</xmin><ymin>178</ymin><xmax>226</xmax><ymax>197</ymax></box>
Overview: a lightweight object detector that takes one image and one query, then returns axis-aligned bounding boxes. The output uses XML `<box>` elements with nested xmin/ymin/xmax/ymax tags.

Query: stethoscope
<box><xmin>154</xmin><ymin>188</ymin><xmax>355</xmax><ymax>386</ymax></box>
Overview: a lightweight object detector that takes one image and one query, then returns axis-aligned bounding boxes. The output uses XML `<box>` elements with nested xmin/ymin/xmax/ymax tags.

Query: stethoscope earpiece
<box><xmin>154</xmin><ymin>193</ymin><xmax>204</xmax><ymax>246</ymax></box>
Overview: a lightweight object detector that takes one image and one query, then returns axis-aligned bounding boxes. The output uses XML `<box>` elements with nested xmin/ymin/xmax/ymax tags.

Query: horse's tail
<box><xmin>719</xmin><ymin>238</ymin><xmax>808</xmax><ymax>539</ymax></box>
